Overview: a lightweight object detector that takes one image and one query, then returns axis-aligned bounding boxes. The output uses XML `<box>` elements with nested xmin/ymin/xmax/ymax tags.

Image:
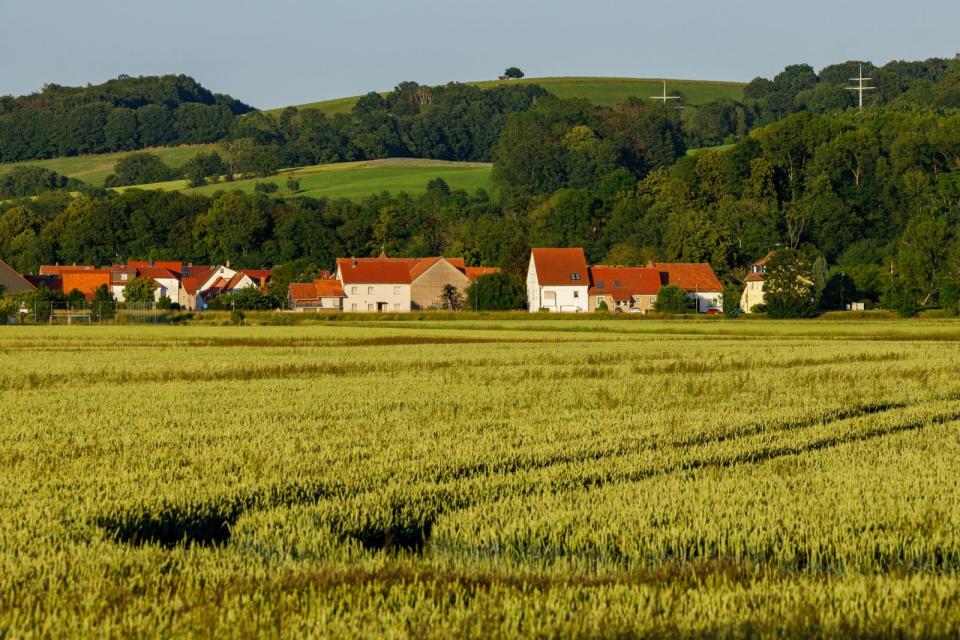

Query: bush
<box><xmin>654</xmin><ymin>285</ymin><xmax>693</xmax><ymax>314</ymax></box>
<box><xmin>103</xmin><ymin>153</ymin><xmax>178</xmax><ymax>187</ymax></box>
<box><xmin>254</xmin><ymin>182</ymin><xmax>279</xmax><ymax>194</ymax></box>
<box><xmin>0</xmin><ymin>166</ymin><xmax>80</xmax><ymax>197</ymax></box>
<box><xmin>596</xmin><ymin>300</ymin><xmax>609</xmax><ymax>312</ymax></box>
<box><xmin>465</xmin><ymin>273</ymin><xmax>525</xmax><ymax>311</ymax></box>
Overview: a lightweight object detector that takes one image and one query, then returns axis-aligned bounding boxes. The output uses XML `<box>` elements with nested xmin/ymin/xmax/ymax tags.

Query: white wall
<box><xmin>689</xmin><ymin>290</ymin><xmax>723</xmax><ymax>313</ymax></box>
<box><xmin>342</xmin><ymin>283</ymin><xmax>411</xmax><ymax>312</ymax></box>
<box><xmin>526</xmin><ymin>257</ymin><xmax>588</xmax><ymax>312</ymax></box>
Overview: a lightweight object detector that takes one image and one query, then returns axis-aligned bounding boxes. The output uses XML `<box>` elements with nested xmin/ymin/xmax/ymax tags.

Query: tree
<box><xmin>286</xmin><ymin>177</ymin><xmax>301</xmax><ymax>193</ymax></box>
<box><xmin>723</xmin><ymin>283</ymin><xmax>743</xmax><ymax>317</ymax></box>
<box><xmin>123</xmin><ymin>277</ymin><xmax>157</xmax><ymax>305</ymax></box>
<box><xmin>183</xmin><ymin>151</ymin><xmax>229</xmax><ymax>187</ymax></box>
<box><xmin>503</xmin><ymin>67</ymin><xmax>525</xmax><ymax>79</ymax></box>
<box><xmin>91</xmin><ymin>284</ymin><xmax>115</xmax><ymax>320</ymax></box>
<box><xmin>764</xmin><ymin>249</ymin><xmax>817</xmax><ymax>318</ymax></box>
<box><xmin>103</xmin><ymin>153</ymin><xmax>177</xmax><ymax>187</ymax></box>
<box><xmin>439</xmin><ymin>284</ymin><xmax>464</xmax><ymax>311</ymax></box>
<box><xmin>653</xmin><ymin>284</ymin><xmax>693</xmax><ymax>313</ymax></box>
<box><xmin>465</xmin><ymin>272</ymin><xmax>525</xmax><ymax>310</ymax></box>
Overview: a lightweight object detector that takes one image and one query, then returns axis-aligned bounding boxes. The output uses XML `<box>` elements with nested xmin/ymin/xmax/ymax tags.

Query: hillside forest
<box><xmin>2</xmin><ymin>57</ymin><xmax>960</xmax><ymax>314</ymax></box>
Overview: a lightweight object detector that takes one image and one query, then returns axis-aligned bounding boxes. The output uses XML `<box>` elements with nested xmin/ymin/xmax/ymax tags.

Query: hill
<box><xmin>115</xmin><ymin>158</ymin><xmax>493</xmax><ymax>200</ymax></box>
<box><xmin>268</xmin><ymin>76</ymin><xmax>746</xmax><ymax>115</ymax></box>
<box><xmin>0</xmin><ymin>144</ymin><xmax>221</xmax><ymax>187</ymax></box>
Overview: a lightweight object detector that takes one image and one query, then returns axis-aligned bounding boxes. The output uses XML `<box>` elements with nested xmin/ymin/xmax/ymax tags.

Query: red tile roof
<box><xmin>180</xmin><ymin>277</ymin><xmax>205</xmax><ymax>295</ymax></box>
<box><xmin>336</xmin><ymin>258</ymin><xmax>413</xmax><ymax>284</ymax></box>
<box><xmin>40</xmin><ymin>265</ymin><xmax>94</xmax><ymax>276</ymax></box>
<box><xmin>289</xmin><ymin>279</ymin><xmax>345</xmax><ymax>301</ymax></box>
<box><xmin>241</xmin><ymin>269</ymin><xmax>272</xmax><ymax>284</ymax></box>
<box><xmin>588</xmin><ymin>267</ymin><xmax>662</xmax><ymax>300</ymax></box>
<box><xmin>649</xmin><ymin>262</ymin><xmax>723</xmax><ymax>292</ymax></box>
<box><xmin>463</xmin><ymin>266</ymin><xmax>501</xmax><ymax>281</ymax></box>
<box><xmin>136</xmin><ymin>266</ymin><xmax>177</xmax><ymax>281</ymax></box>
<box><xmin>530</xmin><ymin>248</ymin><xmax>589</xmax><ymax>286</ymax></box>
<box><xmin>745</xmin><ymin>272</ymin><xmax>765</xmax><ymax>283</ymax></box>
<box><xmin>128</xmin><ymin>261</ymin><xmax>183</xmax><ymax>275</ymax></box>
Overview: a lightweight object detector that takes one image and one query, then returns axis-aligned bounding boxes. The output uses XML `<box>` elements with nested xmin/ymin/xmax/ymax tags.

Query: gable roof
<box><xmin>588</xmin><ymin>267</ymin><xmax>662</xmax><ymax>301</ymax></box>
<box><xmin>530</xmin><ymin>248</ymin><xmax>589</xmax><ymax>286</ymax></box>
<box><xmin>137</xmin><ymin>266</ymin><xmax>178</xmax><ymax>281</ymax></box>
<box><xmin>649</xmin><ymin>262</ymin><xmax>723</xmax><ymax>292</ymax></box>
<box><xmin>128</xmin><ymin>261</ymin><xmax>183</xmax><ymax>275</ymax></box>
<box><xmin>0</xmin><ymin>258</ymin><xmax>36</xmax><ymax>294</ymax></box>
<box><xmin>336</xmin><ymin>258</ymin><xmax>413</xmax><ymax>284</ymax></box>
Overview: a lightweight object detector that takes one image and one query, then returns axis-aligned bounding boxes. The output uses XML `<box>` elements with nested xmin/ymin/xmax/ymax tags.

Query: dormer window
<box><xmin>570</xmin><ymin>273</ymin><xmax>582</xmax><ymax>281</ymax></box>
<box><xmin>614</xmin><ymin>280</ymin><xmax>622</xmax><ymax>288</ymax></box>
<box><xmin>596</xmin><ymin>281</ymin><xmax>604</xmax><ymax>289</ymax></box>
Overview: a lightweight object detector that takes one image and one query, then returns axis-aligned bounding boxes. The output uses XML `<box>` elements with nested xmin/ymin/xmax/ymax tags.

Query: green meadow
<box><xmin>0</xmin><ymin>144</ymin><xmax>221</xmax><ymax>187</ymax></box>
<box><xmin>269</xmin><ymin>76</ymin><xmax>746</xmax><ymax>115</ymax></box>
<box><xmin>117</xmin><ymin>158</ymin><xmax>494</xmax><ymax>200</ymax></box>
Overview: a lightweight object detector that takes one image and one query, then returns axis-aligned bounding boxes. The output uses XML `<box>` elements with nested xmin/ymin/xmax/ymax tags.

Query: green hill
<box><xmin>270</xmin><ymin>76</ymin><xmax>745</xmax><ymax>115</ymax></box>
<box><xmin>115</xmin><ymin>158</ymin><xmax>493</xmax><ymax>201</ymax></box>
<box><xmin>0</xmin><ymin>144</ymin><xmax>221</xmax><ymax>187</ymax></box>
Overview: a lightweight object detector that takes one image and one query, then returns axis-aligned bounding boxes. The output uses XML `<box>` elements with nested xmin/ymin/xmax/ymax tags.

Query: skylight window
<box><xmin>570</xmin><ymin>273</ymin><xmax>582</xmax><ymax>281</ymax></box>
<box><xmin>614</xmin><ymin>280</ymin><xmax>622</xmax><ymax>287</ymax></box>
<box><xmin>597</xmin><ymin>281</ymin><xmax>604</xmax><ymax>289</ymax></box>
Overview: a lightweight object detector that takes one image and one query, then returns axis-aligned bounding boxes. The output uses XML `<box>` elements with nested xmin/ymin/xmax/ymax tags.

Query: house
<box><xmin>527</xmin><ymin>248</ymin><xmax>589</xmax><ymax>312</ymax></box>
<box><xmin>649</xmin><ymin>261</ymin><xmax>724</xmax><ymax>313</ymax></box>
<box><xmin>178</xmin><ymin>265</ymin><xmax>214</xmax><ymax>310</ymax></box>
<box><xmin>409</xmin><ymin>257</ymin><xmax>471</xmax><ymax>309</ymax></box>
<box><xmin>740</xmin><ymin>252</ymin><xmax>775</xmax><ymax>313</ymax></box>
<box><xmin>288</xmin><ymin>279</ymin><xmax>346</xmax><ymax>311</ymax></box>
<box><xmin>336</xmin><ymin>258</ymin><xmax>412</xmax><ymax>312</ymax></box>
<box><xmin>587</xmin><ymin>266</ymin><xmax>663</xmax><ymax>313</ymax></box>
<box><xmin>193</xmin><ymin>265</ymin><xmax>271</xmax><ymax>307</ymax></box>
<box><xmin>0</xmin><ymin>259</ymin><xmax>36</xmax><ymax>295</ymax></box>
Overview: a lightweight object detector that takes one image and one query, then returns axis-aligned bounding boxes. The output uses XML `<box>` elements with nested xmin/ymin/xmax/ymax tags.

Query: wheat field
<box><xmin>2</xmin><ymin>319</ymin><xmax>959</xmax><ymax>638</ymax></box>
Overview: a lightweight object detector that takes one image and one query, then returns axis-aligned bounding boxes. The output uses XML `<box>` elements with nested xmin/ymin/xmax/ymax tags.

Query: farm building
<box><xmin>288</xmin><ymin>279</ymin><xmax>347</xmax><ymax>311</ymax></box>
<box><xmin>333</xmin><ymin>254</ymin><xmax>495</xmax><ymax>312</ymax></box>
<box><xmin>527</xmin><ymin>248</ymin><xmax>590</xmax><ymax>312</ymax></box>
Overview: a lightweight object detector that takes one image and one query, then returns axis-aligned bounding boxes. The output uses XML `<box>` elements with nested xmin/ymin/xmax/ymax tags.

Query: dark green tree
<box><xmin>764</xmin><ymin>249</ymin><xmax>817</xmax><ymax>318</ymax></box>
<box><xmin>653</xmin><ymin>284</ymin><xmax>693</xmax><ymax>313</ymax></box>
<box><xmin>465</xmin><ymin>272</ymin><xmax>525</xmax><ymax>310</ymax></box>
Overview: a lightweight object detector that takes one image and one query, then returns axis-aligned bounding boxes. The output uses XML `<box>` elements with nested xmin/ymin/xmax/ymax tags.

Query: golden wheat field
<box><xmin>2</xmin><ymin>319</ymin><xmax>960</xmax><ymax>638</ymax></box>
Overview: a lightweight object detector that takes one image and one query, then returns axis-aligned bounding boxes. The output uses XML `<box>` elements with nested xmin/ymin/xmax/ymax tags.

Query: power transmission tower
<box><xmin>845</xmin><ymin>64</ymin><xmax>875</xmax><ymax>109</ymax></box>
<box><xmin>650</xmin><ymin>80</ymin><xmax>684</xmax><ymax>109</ymax></box>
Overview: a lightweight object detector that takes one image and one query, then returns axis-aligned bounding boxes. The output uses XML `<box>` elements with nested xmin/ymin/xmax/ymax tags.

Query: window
<box><xmin>596</xmin><ymin>296</ymin><xmax>605</xmax><ymax>303</ymax></box>
<box><xmin>367</xmin><ymin>286</ymin><xmax>374</xmax><ymax>295</ymax></box>
<box><xmin>367</xmin><ymin>303</ymin><xmax>374</xmax><ymax>311</ymax></box>
<box><xmin>573</xmin><ymin>291</ymin><xmax>580</xmax><ymax>298</ymax></box>
<box><xmin>351</xmin><ymin>286</ymin><xmax>358</xmax><ymax>295</ymax></box>
<box><xmin>120</xmin><ymin>274</ymin><xmax>128</xmax><ymax>281</ymax></box>
<box><xmin>649</xmin><ymin>297</ymin><xmax>655</xmax><ymax>305</ymax></box>
<box><xmin>596</xmin><ymin>281</ymin><xmax>604</xmax><ymax>289</ymax></box>
<box><xmin>394</xmin><ymin>286</ymin><xmax>402</xmax><ymax>295</ymax></box>
<box><xmin>351</xmin><ymin>303</ymin><xmax>357</xmax><ymax>311</ymax></box>
<box><xmin>614</xmin><ymin>280</ymin><xmax>621</xmax><ymax>288</ymax></box>
<box><xmin>570</xmin><ymin>273</ymin><xmax>581</xmax><ymax>281</ymax></box>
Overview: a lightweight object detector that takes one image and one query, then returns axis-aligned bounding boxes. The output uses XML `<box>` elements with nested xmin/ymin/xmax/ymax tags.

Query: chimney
<box><xmin>226</xmin><ymin>260</ymin><xmax>231</xmax><ymax>269</ymax></box>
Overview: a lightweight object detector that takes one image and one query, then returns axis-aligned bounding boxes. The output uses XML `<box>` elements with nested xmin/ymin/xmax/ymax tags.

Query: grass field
<box><xmin>0</xmin><ymin>144</ymin><xmax>221</xmax><ymax>187</ymax></box>
<box><xmin>116</xmin><ymin>158</ymin><xmax>494</xmax><ymax>200</ymax></box>
<box><xmin>271</xmin><ymin>76</ymin><xmax>746</xmax><ymax>115</ymax></box>
<box><xmin>2</xmin><ymin>318</ymin><xmax>960</xmax><ymax>637</ymax></box>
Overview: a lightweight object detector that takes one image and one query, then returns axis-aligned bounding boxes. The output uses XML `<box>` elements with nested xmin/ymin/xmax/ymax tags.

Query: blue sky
<box><xmin>2</xmin><ymin>0</ymin><xmax>958</xmax><ymax>109</ymax></box>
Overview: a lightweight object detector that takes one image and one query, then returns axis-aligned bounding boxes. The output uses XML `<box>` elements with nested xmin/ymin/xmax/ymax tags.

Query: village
<box><xmin>0</xmin><ymin>248</ymin><xmax>772</xmax><ymax>319</ymax></box>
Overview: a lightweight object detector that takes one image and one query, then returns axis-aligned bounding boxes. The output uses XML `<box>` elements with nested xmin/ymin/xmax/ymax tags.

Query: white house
<box><xmin>335</xmin><ymin>258</ymin><xmax>412</xmax><ymax>312</ymax></box>
<box><xmin>527</xmin><ymin>248</ymin><xmax>590</xmax><ymax>312</ymax></box>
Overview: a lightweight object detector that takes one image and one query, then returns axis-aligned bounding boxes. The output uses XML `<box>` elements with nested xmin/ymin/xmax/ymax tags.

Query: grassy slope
<box><xmin>271</xmin><ymin>76</ymin><xmax>745</xmax><ymax>115</ymax></box>
<box><xmin>117</xmin><ymin>158</ymin><xmax>493</xmax><ymax>200</ymax></box>
<box><xmin>0</xmin><ymin>144</ymin><xmax>221</xmax><ymax>187</ymax></box>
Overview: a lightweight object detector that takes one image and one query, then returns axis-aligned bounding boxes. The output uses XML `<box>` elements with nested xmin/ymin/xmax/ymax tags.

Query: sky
<box><xmin>2</xmin><ymin>0</ymin><xmax>958</xmax><ymax>109</ymax></box>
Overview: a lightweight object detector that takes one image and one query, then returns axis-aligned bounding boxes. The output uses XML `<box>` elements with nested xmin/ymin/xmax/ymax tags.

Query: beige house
<box><xmin>740</xmin><ymin>252</ymin><xmax>775</xmax><ymax>313</ymax></box>
<box><xmin>409</xmin><ymin>257</ymin><xmax>470</xmax><ymax>309</ymax></box>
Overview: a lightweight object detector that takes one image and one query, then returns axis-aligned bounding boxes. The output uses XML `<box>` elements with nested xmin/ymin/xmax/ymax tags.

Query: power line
<box><xmin>650</xmin><ymin>80</ymin><xmax>684</xmax><ymax>109</ymax></box>
<box><xmin>845</xmin><ymin>64</ymin><xmax>875</xmax><ymax>110</ymax></box>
